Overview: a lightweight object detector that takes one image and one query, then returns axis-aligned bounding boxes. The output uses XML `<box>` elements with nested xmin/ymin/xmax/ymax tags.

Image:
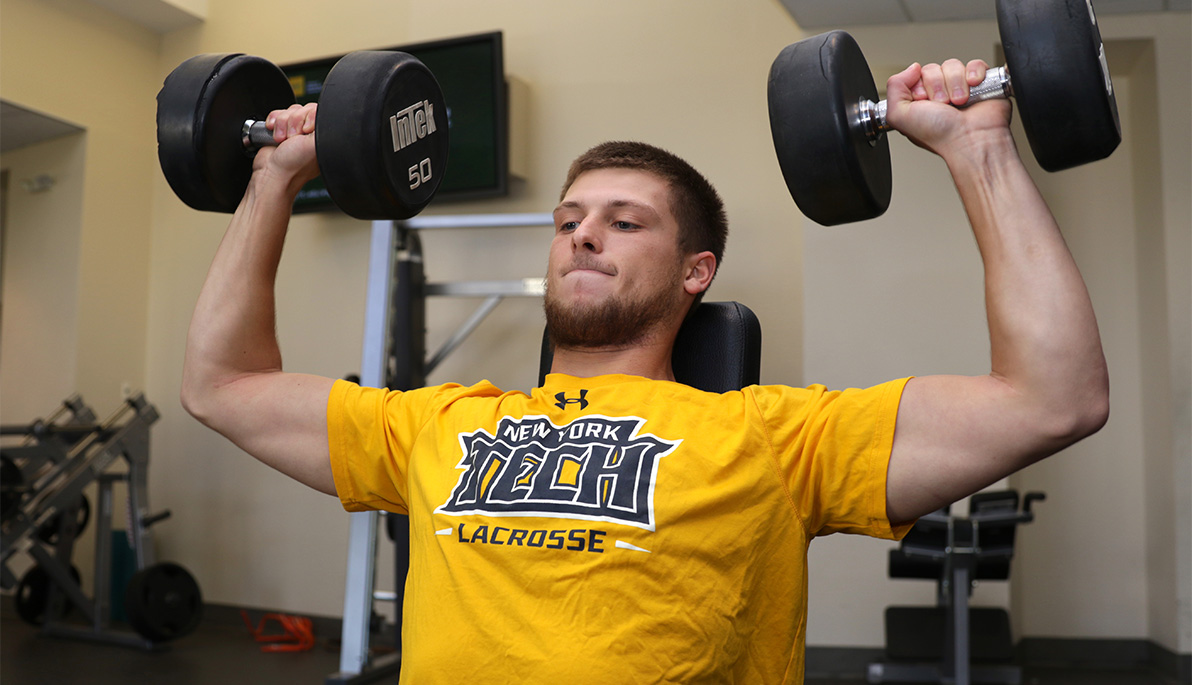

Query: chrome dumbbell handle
<box><xmin>241</xmin><ymin>119</ymin><xmax>278</xmax><ymax>151</ymax></box>
<box><xmin>856</xmin><ymin>65</ymin><xmax>1013</xmax><ymax>141</ymax></box>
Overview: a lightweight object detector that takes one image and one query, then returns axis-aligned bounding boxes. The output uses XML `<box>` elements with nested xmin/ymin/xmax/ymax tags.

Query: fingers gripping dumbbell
<box><xmin>853</xmin><ymin>65</ymin><xmax>1014</xmax><ymax>140</ymax></box>
<box><xmin>157</xmin><ymin>51</ymin><xmax>449</xmax><ymax>220</ymax></box>
<box><xmin>767</xmin><ymin>0</ymin><xmax>1121</xmax><ymax>226</ymax></box>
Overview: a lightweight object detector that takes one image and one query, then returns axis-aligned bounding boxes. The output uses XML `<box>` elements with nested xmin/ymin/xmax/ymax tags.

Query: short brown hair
<box><xmin>561</xmin><ymin>141</ymin><xmax>728</xmax><ymax>306</ymax></box>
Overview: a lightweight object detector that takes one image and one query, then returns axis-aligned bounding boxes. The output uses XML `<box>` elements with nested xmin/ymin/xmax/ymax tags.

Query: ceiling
<box><xmin>74</xmin><ymin>0</ymin><xmax>1192</xmax><ymax>34</ymax></box>
<box><xmin>2</xmin><ymin>0</ymin><xmax>1187</xmax><ymax>154</ymax></box>
<box><xmin>86</xmin><ymin>0</ymin><xmax>203</xmax><ymax>34</ymax></box>
<box><xmin>778</xmin><ymin>0</ymin><xmax>1189</xmax><ymax>28</ymax></box>
<box><xmin>1</xmin><ymin>102</ymin><xmax>85</xmax><ymax>154</ymax></box>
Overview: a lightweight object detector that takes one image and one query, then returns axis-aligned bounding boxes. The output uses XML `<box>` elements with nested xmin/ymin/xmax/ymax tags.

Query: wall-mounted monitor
<box><xmin>283</xmin><ymin>31</ymin><xmax>508</xmax><ymax>214</ymax></box>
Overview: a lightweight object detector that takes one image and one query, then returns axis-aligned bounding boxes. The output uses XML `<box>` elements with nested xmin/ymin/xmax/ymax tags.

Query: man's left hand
<box><xmin>884</xmin><ymin>59</ymin><xmax>1014</xmax><ymax>161</ymax></box>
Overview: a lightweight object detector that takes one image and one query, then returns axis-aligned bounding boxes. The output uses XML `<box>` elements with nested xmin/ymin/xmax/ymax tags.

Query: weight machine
<box><xmin>867</xmin><ymin>490</ymin><xmax>1046</xmax><ymax>685</ymax></box>
<box><xmin>1</xmin><ymin>393</ymin><xmax>203</xmax><ymax>648</ymax></box>
<box><xmin>327</xmin><ymin>213</ymin><xmax>552</xmax><ymax>684</ymax></box>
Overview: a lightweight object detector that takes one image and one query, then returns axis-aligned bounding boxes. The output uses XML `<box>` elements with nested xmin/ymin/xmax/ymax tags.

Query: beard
<box><xmin>543</xmin><ymin>273</ymin><xmax>684</xmax><ymax>350</ymax></box>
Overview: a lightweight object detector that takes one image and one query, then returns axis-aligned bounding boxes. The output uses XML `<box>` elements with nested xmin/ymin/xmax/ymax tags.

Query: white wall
<box><xmin>1</xmin><ymin>0</ymin><xmax>1188</xmax><ymax>656</ymax></box>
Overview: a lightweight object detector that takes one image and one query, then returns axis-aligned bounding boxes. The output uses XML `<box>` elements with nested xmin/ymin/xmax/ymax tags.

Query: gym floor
<box><xmin>0</xmin><ymin>604</ymin><xmax>1183</xmax><ymax>685</ymax></box>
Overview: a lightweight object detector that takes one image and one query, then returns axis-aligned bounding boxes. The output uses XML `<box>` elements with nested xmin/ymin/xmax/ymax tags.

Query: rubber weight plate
<box><xmin>1</xmin><ymin>453</ymin><xmax>23</xmax><ymax>521</ymax></box>
<box><xmin>997</xmin><ymin>0</ymin><xmax>1120</xmax><ymax>172</ymax></box>
<box><xmin>14</xmin><ymin>565</ymin><xmax>81</xmax><ymax>625</ymax></box>
<box><xmin>125</xmin><ymin>562</ymin><xmax>203</xmax><ymax>642</ymax></box>
<box><xmin>316</xmin><ymin>51</ymin><xmax>450</xmax><ymax>220</ymax></box>
<box><xmin>768</xmin><ymin>31</ymin><xmax>892</xmax><ymax>226</ymax></box>
<box><xmin>157</xmin><ymin>54</ymin><xmax>296</xmax><ymax>212</ymax></box>
<box><xmin>36</xmin><ymin>495</ymin><xmax>90</xmax><ymax>545</ymax></box>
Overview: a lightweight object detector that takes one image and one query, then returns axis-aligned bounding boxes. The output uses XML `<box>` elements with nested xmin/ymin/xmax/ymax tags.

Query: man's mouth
<box><xmin>562</xmin><ymin>259</ymin><xmax>615</xmax><ymax>277</ymax></box>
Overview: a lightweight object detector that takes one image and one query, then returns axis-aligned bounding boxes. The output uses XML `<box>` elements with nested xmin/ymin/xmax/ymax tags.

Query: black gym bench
<box><xmin>868</xmin><ymin>489</ymin><xmax>1046</xmax><ymax>685</ymax></box>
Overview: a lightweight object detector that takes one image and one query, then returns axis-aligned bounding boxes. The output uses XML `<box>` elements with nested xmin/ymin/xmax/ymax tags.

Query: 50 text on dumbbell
<box><xmin>390</xmin><ymin>99</ymin><xmax>439</xmax><ymax>190</ymax></box>
<box><xmin>391</xmin><ymin>99</ymin><xmax>438</xmax><ymax>151</ymax></box>
<box><xmin>157</xmin><ymin>51</ymin><xmax>450</xmax><ymax>220</ymax></box>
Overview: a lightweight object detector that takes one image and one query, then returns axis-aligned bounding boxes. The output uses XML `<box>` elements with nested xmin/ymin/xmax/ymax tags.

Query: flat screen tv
<box><xmin>283</xmin><ymin>31</ymin><xmax>508</xmax><ymax>214</ymax></box>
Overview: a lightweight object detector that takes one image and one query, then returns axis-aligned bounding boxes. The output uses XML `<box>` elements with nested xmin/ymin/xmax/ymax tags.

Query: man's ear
<box><xmin>683</xmin><ymin>251</ymin><xmax>717</xmax><ymax>295</ymax></box>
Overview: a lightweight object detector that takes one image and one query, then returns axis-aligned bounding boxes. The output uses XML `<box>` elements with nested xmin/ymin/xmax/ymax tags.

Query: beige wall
<box><xmin>1017</xmin><ymin>17</ymin><xmax>1191</xmax><ymax>654</ymax></box>
<box><xmin>1</xmin><ymin>0</ymin><xmax>159</xmax><ymax>416</ymax></box>
<box><xmin>1108</xmin><ymin>13</ymin><xmax>1192</xmax><ymax>655</ymax></box>
<box><xmin>804</xmin><ymin>15</ymin><xmax>1191</xmax><ymax>652</ymax></box>
<box><xmin>1</xmin><ymin>133</ymin><xmax>86</xmax><ymax>422</ymax></box>
<box><xmin>2</xmin><ymin>0</ymin><xmax>1189</xmax><ymax>655</ymax></box>
<box><xmin>142</xmin><ymin>0</ymin><xmax>805</xmax><ymax>620</ymax></box>
<box><xmin>0</xmin><ymin>132</ymin><xmax>91</xmax><ymax>588</ymax></box>
<box><xmin>1009</xmin><ymin>65</ymin><xmax>1150</xmax><ymax>640</ymax></box>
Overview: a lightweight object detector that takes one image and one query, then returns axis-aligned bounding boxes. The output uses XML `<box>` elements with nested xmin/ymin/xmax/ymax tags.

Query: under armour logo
<box><xmin>555</xmin><ymin>390</ymin><xmax>589</xmax><ymax>410</ymax></box>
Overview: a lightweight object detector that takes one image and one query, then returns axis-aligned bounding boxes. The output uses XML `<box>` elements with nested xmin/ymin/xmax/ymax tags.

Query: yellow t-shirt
<box><xmin>328</xmin><ymin>373</ymin><xmax>912</xmax><ymax>684</ymax></box>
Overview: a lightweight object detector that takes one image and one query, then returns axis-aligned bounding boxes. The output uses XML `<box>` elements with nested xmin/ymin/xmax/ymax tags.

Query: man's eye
<box><xmin>559</xmin><ymin>221</ymin><xmax>579</xmax><ymax>232</ymax></box>
<box><xmin>614</xmin><ymin>221</ymin><xmax>637</xmax><ymax>230</ymax></box>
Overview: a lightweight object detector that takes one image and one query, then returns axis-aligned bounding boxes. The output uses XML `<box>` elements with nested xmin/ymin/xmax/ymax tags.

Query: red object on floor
<box><xmin>240</xmin><ymin>610</ymin><xmax>316</xmax><ymax>652</ymax></box>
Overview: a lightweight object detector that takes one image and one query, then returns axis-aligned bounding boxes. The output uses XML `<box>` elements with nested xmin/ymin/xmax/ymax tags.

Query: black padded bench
<box><xmin>868</xmin><ymin>490</ymin><xmax>1046</xmax><ymax>685</ymax></box>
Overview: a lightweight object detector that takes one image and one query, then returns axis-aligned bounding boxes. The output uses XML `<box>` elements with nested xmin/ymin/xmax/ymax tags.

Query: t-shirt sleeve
<box><xmin>326</xmin><ymin>379</ymin><xmax>454</xmax><ymax>514</ymax></box>
<box><xmin>751</xmin><ymin>378</ymin><xmax>914</xmax><ymax>540</ymax></box>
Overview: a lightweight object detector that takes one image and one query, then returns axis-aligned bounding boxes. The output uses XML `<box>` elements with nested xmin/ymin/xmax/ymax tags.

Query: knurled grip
<box><xmin>857</xmin><ymin>66</ymin><xmax>1013</xmax><ymax>140</ymax></box>
<box><xmin>241</xmin><ymin>119</ymin><xmax>277</xmax><ymax>151</ymax></box>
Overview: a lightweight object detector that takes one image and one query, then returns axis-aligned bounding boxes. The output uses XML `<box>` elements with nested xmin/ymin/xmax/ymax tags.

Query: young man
<box><xmin>182</xmin><ymin>59</ymin><xmax>1108</xmax><ymax>682</ymax></box>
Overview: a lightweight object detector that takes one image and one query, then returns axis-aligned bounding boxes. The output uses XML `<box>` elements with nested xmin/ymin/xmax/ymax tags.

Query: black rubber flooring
<box><xmin>0</xmin><ymin>606</ymin><xmax>1183</xmax><ymax>685</ymax></box>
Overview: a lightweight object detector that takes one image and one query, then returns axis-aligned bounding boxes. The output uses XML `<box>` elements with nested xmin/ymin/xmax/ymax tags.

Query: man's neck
<box><xmin>549</xmin><ymin>338</ymin><xmax>676</xmax><ymax>382</ymax></box>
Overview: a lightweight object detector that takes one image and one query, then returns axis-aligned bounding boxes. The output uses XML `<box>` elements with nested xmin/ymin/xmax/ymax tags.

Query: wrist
<box><xmin>938</xmin><ymin>128</ymin><xmax>1021</xmax><ymax>176</ymax></box>
<box><xmin>246</xmin><ymin>166</ymin><xmax>310</xmax><ymax>207</ymax></box>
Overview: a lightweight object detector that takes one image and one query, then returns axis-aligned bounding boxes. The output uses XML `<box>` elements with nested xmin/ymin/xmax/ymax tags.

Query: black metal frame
<box><xmin>868</xmin><ymin>491</ymin><xmax>1046</xmax><ymax>685</ymax></box>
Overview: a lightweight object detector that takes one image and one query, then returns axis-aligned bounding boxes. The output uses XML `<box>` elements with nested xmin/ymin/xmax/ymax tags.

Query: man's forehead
<box><xmin>556</xmin><ymin>168</ymin><xmax>673</xmax><ymax>217</ymax></box>
<box><xmin>555</xmin><ymin>197</ymin><xmax>660</xmax><ymax>216</ymax></box>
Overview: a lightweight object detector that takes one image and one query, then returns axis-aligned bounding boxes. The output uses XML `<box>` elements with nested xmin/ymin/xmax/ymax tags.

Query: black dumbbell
<box><xmin>157</xmin><ymin>51</ymin><xmax>449</xmax><ymax>220</ymax></box>
<box><xmin>767</xmin><ymin>0</ymin><xmax>1121</xmax><ymax>226</ymax></box>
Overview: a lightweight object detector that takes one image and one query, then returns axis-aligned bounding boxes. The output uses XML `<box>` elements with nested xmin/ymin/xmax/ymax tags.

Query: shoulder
<box><xmin>331</xmin><ymin>378</ymin><xmax>521</xmax><ymax>414</ymax></box>
<box><xmin>747</xmin><ymin>378</ymin><xmax>911</xmax><ymax>420</ymax></box>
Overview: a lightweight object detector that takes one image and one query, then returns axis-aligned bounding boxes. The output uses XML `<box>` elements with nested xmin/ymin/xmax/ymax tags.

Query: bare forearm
<box><xmin>178</xmin><ymin>104</ymin><xmax>338</xmax><ymax>496</ymax></box>
<box><xmin>180</xmin><ymin>169</ymin><xmax>339</xmax><ymax>496</ymax></box>
<box><xmin>883</xmin><ymin>61</ymin><xmax>1109</xmax><ymax>523</ymax></box>
<box><xmin>945</xmin><ymin>132</ymin><xmax>1109</xmax><ymax>441</ymax></box>
<box><xmin>181</xmin><ymin>173</ymin><xmax>302</xmax><ymax>416</ymax></box>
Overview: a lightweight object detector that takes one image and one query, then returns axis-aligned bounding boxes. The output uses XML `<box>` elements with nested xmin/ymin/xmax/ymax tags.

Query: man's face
<box><xmin>545</xmin><ymin>168</ymin><xmax>689</xmax><ymax>350</ymax></box>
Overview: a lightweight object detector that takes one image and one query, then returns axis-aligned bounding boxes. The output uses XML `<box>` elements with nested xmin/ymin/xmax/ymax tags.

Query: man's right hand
<box><xmin>253</xmin><ymin>102</ymin><xmax>321</xmax><ymax>195</ymax></box>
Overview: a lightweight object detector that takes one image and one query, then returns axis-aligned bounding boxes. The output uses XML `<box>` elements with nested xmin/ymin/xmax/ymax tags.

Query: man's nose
<box><xmin>571</xmin><ymin>219</ymin><xmax>602</xmax><ymax>253</ymax></box>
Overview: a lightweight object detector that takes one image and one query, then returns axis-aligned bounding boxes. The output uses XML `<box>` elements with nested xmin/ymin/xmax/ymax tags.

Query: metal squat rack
<box><xmin>327</xmin><ymin>212</ymin><xmax>552</xmax><ymax>684</ymax></box>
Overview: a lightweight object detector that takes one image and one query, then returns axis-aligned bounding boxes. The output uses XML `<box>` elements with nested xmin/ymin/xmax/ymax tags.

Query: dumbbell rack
<box><xmin>0</xmin><ymin>393</ymin><xmax>174</xmax><ymax>648</ymax></box>
<box><xmin>327</xmin><ymin>213</ymin><xmax>552</xmax><ymax>685</ymax></box>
